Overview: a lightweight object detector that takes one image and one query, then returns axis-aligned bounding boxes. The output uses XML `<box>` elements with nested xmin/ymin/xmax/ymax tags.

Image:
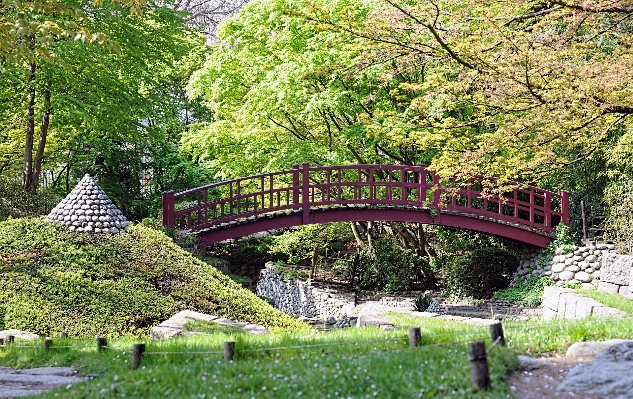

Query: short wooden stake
<box><xmin>97</xmin><ymin>337</ymin><xmax>107</xmax><ymax>352</ymax></box>
<box><xmin>468</xmin><ymin>341</ymin><xmax>491</xmax><ymax>390</ymax></box>
<box><xmin>44</xmin><ymin>339</ymin><xmax>52</xmax><ymax>351</ymax></box>
<box><xmin>57</xmin><ymin>332</ymin><xmax>67</xmax><ymax>339</ymax></box>
<box><xmin>7</xmin><ymin>335</ymin><xmax>14</xmax><ymax>344</ymax></box>
<box><xmin>224</xmin><ymin>341</ymin><xmax>235</xmax><ymax>361</ymax></box>
<box><xmin>132</xmin><ymin>343</ymin><xmax>145</xmax><ymax>370</ymax></box>
<box><xmin>408</xmin><ymin>327</ymin><xmax>421</xmax><ymax>348</ymax></box>
<box><xmin>490</xmin><ymin>322</ymin><xmax>505</xmax><ymax>347</ymax></box>
<box><xmin>0</xmin><ymin>338</ymin><xmax>5</xmax><ymax>347</ymax></box>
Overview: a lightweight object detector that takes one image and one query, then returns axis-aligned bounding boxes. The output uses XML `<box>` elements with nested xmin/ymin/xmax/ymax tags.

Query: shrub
<box><xmin>443</xmin><ymin>247</ymin><xmax>519</xmax><ymax>299</ymax></box>
<box><xmin>412</xmin><ymin>293</ymin><xmax>434</xmax><ymax>312</ymax></box>
<box><xmin>355</xmin><ymin>242</ymin><xmax>435</xmax><ymax>293</ymax></box>
<box><xmin>0</xmin><ymin>217</ymin><xmax>308</xmax><ymax>337</ymax></box>
<box><xmin>0</xmin><ymin>177</ymin><xmax>62</xmax><ymax>221</ymax></box>
<box><xmin>268</xmin><ymin>223</ymin><xmax>353</xmax><ymax>265</ymax></box>
<box><xmin>492</xmin><ymin>274</ymin><xmax>554</xmax><ymax>306</ymax></box>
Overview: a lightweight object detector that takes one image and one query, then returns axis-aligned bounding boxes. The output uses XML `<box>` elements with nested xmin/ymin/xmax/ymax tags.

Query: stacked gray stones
<box><xmin>46</xmin><ymin>174</ymin><xmax>130</xmax><ymax>234</ymax></box>
<box><xmin>514</xmin><ymin>244</ymin><xmax>617</xmax><ymax>289</ymax></box>
<box><xmin>256</xmin><ymin>263</ymin><xmax>355</xmax><ymax>322</ymax></box>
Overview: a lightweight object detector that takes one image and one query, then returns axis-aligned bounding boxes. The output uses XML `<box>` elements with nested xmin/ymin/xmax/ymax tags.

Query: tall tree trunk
<box><xmin>23</xmin><ymin>57</ymin><xmax>37</xmax><ymax>192</ymax></box>
<box><xmin>31</xmin><ymin>84</ymin><xmax>52</xmax><ymax>191</ymax></box>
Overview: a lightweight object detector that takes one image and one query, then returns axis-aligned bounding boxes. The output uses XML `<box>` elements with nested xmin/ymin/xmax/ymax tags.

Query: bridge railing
<box><xmin>162</xmin><ymin>163</ymin><xmax>569</xmax><ymax>234</ymax></box>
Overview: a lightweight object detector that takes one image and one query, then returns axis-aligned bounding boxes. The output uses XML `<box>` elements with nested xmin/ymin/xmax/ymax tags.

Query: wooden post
<box><xmin>44</xmin><ymin>338</ymin><xmax>52</xmax><ymax>351</ymax></box>
<box><xmin>490</xmin><ymin>322</ymin><xmax>505</xmax><ymax>347</ymax></box>
<box><xmin>408</xmin><ymin>327</ymin><xmax>421</xmax><ymax>348</ymax></box>
<box><xmin>468</xmin><ymin>341</ymin><xmax>491</xmax><ymax>390</ymax></box>
<box><xmin>310</xmin><ymin>246</ymin><xmax>318</xmax><ymax>281</ymax></box>
<box><xmin>581</xmin><ymin>200</ymin><xmax>588</xmax><ymax>241</ymax></box>
<box><xmin>302</xmin><ymin>162</ymin><xmax>310</xmax><ymax>224</ymax></box>
<box><xmin>7</xmin><ymin>335</ymin><xmax>14</xmax><ymax>344</ymax></box>
<box><xmin>348</xmin><ymin>252</ymin><xmax>359</xmax><ymax>292</ymax></box>
<box><xmin>162</xmin><ymin>190</ymin><xmax>176</xmax><ymax>229</ymax></box>
<box><xmin>132</xmin><ymin>343</ymin><xmax>145</xmax><ymax>370</ymax></box>
<box><xmin>0</xmin><ymin>338</ymin><xmax>5</xmax><ymax>347</ymax></box>
<box><xmin>97</xmin><ymin>337</ymin><xmax>107</xmax><ymax>352</ymax></box>
<box><xmin>57</xmin><ymin>332</ymin><xmax>67</xmax><ymax>339</ymax></box>
<box><xmin>292</xmin><ymin>164</ymin><xmax>300</xmax><ymax>210</ymax></box>
<box><xmin>224</xmin><ymin>341</ymin><xmax>235</xmax><ymax>361</ymax></box>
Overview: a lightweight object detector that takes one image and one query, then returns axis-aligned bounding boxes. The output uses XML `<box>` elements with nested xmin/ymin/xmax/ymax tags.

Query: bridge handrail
<box><xmin>162</xmin><ymin>163</ymin><xmax>569</xmax><ymax>235</ymax></box>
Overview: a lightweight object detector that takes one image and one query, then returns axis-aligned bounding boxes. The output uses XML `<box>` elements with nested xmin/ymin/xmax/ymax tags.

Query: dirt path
<box><xmin>506</xmin><ymin>357</ymin><xmax>621</xmax><ymax>399</ymax></box>
<box><xmin>0</xmin><ymin>367</ymin><xmax>85</xmax><ymax>399</ymax></box>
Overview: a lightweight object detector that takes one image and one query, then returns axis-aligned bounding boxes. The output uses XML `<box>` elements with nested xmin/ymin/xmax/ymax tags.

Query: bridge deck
<box><xmin>162</xmin><ymin>163</ymin><xmax>569</xmax><ymax>248</ymax></box>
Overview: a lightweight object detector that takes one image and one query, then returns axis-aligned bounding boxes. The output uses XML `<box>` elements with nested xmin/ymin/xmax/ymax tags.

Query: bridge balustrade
<box><xmin>162</xmin><ymin>163</ymin><xmax>569</xmax><ymax>237</ymax></box>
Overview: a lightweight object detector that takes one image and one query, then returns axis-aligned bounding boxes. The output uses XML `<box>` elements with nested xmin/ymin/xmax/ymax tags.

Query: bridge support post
<box><xmin>292</xmin><ymin>164</ymin><xmax>300</xmax><ymax>211</ymax></box>
<box><xmin>561</xmin><ymin>190</ymin><xmax>570</xmax><ymax>225</ymax></box>
<box><xmin>432</xmin><ymin>174</ymin><xmax>441</xmax><ymax>221</ymax></box>
<box><xmin>302</xmin><ymin>163</ymin><xmax>310</xmax><ymax>224</ymax></box>
<box><xmin>162</xmin><ymin>190</ymin><xmax>175</xmax><ymax>229</ymax></box>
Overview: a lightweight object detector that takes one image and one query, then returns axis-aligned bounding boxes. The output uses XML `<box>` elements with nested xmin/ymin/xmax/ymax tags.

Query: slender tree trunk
<box><xmin>350</xmin><ymin>222</ymin><xmax>366</xmax><ymax>250</ymax></box>
<box><xmin>31</xmin><ymin>84</ymin><xmax>52</xmax><ymax>191</ymax></box>
<box><xmin>417</xmin><ymin>224</ymin><xmax>437</xmax><ymax>259</ymax></box>
<box><xmin>23</xmin><ymin>57</ymin><xmax>37</xmax><ymax>192</ymax></box>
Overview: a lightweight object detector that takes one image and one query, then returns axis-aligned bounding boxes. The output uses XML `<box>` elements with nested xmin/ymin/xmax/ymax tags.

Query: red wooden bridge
<box><xmin>162</xmin><ymin>163</ymin><xmax>569</xmax><ymax>248</ymax></box>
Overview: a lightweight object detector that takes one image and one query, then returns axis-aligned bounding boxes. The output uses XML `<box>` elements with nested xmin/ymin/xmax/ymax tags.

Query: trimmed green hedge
<box><xmin>0</xmin><ymin>218</ymin><xmax>308</xmax><ymax>337</ymax></box>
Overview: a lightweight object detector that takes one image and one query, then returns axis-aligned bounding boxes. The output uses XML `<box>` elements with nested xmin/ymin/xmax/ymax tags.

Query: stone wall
<box><xmin>597</xmin><ymin>253</ymin><xmax>633</xmax><ymax>295</ymax></box>
<box><xmin>256</xmin><ymin>263</ymin><xmax>355</xmax><ymax>322</ymax></box>
<box><xmin>515</xmin><ymin>244</ymin><xmax>617</xmax><ymax>288</ymax></box>
<box><xmin>542</xmin><ymin>286</ymin><xmax>626</xmax><ymax>320</ymax></box>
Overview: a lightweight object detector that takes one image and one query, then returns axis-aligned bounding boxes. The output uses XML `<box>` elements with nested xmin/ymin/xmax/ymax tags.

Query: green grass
<box><xmin>2</xmin><ymin>326</ymin><xmax>518</xmax><ymax>399</ymax></box>
<box><xmin>576</xmin><ymin>289</ymin><xmax>633</xmax><ymax>314</ymax></box>
<box><xmin>4</xmin><ymin>313</ymin><xmax>633</xmax><ymax>398</ymax></box>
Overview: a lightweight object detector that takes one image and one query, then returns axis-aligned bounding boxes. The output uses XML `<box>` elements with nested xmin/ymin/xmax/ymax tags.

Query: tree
<box><xmin>0</xmin><ymin>0</ymin><xmax>209</xmax><ymax>199</ymax></box>
<box><xmin>300</xmin><ymin>0</ymin><xmax>633</xmax><ymax>191</ymax></box>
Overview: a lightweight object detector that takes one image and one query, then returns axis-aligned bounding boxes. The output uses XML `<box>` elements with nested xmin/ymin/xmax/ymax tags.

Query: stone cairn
<box><xmin>46</xmin><ymin>174</ymin><xmax>130</xmax><ymax>233</ymax></box>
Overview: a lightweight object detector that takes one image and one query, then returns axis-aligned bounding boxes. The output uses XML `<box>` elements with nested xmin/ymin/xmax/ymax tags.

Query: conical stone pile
<box><xmin>47</xmin><ymin>174</ymin><xmax>130</xmax><ymax>233</ymax></box>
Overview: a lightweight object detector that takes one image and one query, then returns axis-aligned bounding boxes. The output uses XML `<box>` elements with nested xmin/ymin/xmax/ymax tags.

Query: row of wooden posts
<box><xmin>1</xmin><ymin>322</ymin><xmax>505</xmax><ymax>391</ymax></box>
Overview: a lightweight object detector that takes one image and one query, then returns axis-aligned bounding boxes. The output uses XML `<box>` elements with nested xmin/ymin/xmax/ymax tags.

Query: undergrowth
<box><xmin>0</xmin><ymin>217</ymin><xmax>308</xmax><ymax>337</ymax></box>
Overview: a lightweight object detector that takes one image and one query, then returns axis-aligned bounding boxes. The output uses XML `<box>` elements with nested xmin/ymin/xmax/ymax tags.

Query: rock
<box><xmin>517</xmin><ymin>355</ymin><xmax>554</xmax><ymax>370</ymax></box>
<box><xmin>150</xmin><ymin>310</ymin><xmax>269</xmax><ymax>339</ymax></box>
<box><xmin>0</xmin><ymin>329</ymin><xmax>39</xmax><ymax>341</ymax></box>
<box><xmin>597</xmin><ymin>281</ymin><xmax>620</xmax><ymax>294</ymax></box>
<box><xmin>552</xmin><ymin>263</ymin><xmax>566</xmax><ymax>273</ymax></box>
<box><xmin>601</xmin><ymin>254</ymin><xmax>633</xmax><ymax>285</ymax></box>
<box><xmin>574</xmin><ymin>271</ymin><xmax>591</xmax><ymax>283</ymax></box>
<box><xmin>566</xmin><ymin>340</ymin><xmax>629</xmax><ymax>358</ymax></box>
<box><xmin>558</xmin><ymin>341</ymin><xmax>633</xmax><ymax>396</ymax></box>
<box><xmin>566</xmin><ymin>265</ymin><xmax>580</xmax><ymax>272</ymax></box>
<box><xmin>559</xmin><ymin>271</ymin><xmax>574</xmax><ymax>281</ymax></box>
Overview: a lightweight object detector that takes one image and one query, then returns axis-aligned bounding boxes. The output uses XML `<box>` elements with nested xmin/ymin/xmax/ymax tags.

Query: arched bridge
<box><xmin>162</xmin><ymin>164</ymin><xmax>569</xmax><ymax>248</ymax></box>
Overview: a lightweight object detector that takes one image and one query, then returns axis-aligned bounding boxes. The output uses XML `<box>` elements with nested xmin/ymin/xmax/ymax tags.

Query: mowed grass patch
<box><xmin>383</xmin><ymin>311</ymin><xmax>633</xmax><ymax>356</ymax></box>
<box><xmin>3</xmin><ymin>326</ymin><xmax>518</xmax><ymax>399</ymax></box>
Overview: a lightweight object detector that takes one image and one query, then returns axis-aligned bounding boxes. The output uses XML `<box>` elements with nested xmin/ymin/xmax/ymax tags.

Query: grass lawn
<box><xmin>4</xmin><ymin>312</ymin><xmax>633</xmax><ymax>398</ymax></box>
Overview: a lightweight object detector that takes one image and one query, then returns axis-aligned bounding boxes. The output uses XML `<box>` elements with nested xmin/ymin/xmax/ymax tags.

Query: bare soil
<box><xmin>506</xmin><ymin>356</ymin><xmax>621</xmax><ymax>399</ymax></box>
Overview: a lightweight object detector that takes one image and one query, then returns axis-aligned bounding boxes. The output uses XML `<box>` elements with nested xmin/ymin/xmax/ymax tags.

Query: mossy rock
<box><xmin>0</xmin><ymin>217</ymin><xmax>308</xmax><ymax>337</ymax></box>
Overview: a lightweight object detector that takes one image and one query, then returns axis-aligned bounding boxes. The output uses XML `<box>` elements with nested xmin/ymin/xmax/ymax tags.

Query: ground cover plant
<box><xmin>0</xmin><ymin>217</ymin><xmax>307</xmax><ymax>337</ymax></box>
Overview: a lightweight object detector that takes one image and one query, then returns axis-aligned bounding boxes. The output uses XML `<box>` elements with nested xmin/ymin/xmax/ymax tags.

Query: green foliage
<box><xmin>412</xmin><ymin>293</ymin><xmax>434</xmax><ymax>312</ymax></box>
<box><xmin>603</xmin><ymin>182</ymin><xmax>633</xmax><ymax>254</ymax></box>
<box><xmin>268</xmin><ymin>223</ymin><xmax>353</xmax><ymax>265</ymax></box>
<box><xmin>443</xmin><ymin>248</ymin><xmax>519</xmax><ymax>299</ymax></box>
<box><xmin>537</xmin><ymin>223</ymin><xmax>578</xmax><ymax>268</ymax></box>
<box><xmin>355</xmin><ymin>241</ymin><xmax>434</xmax><ymax>293</ymax></box>
<box><xmin>492</xmin><ymin>275</ymin><xmax>554</xmax><ymax>306</ymax></box>
<box><xmin>0</xmin><ymin>177</ymin><xmax>62</xmax><ymax>221</ymax></box>
<box><xmin>269</xmin><ymin>262</ymin><xmax>309</xmax><ymax>281</ymax></box>
<box><xmin>0</xmin><ymin>217</ymin><xmax>308</xmax><ymax>337</ymax></box>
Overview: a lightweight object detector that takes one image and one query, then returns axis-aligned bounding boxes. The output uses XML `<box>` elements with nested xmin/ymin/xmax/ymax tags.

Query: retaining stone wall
<box><xmin>256</xmin><ymin>263</ymin><xmax>355</xmax><ymax>322</ymax></box>
<box><xmin>515</xmin><ymin>244</ymin><xmax>617</xmax><ymax>288</ymax></box>
<box><xmin>542</xmin><ymin>286</ymin><xmax>626</xmax><ymax>320</ymax></box>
